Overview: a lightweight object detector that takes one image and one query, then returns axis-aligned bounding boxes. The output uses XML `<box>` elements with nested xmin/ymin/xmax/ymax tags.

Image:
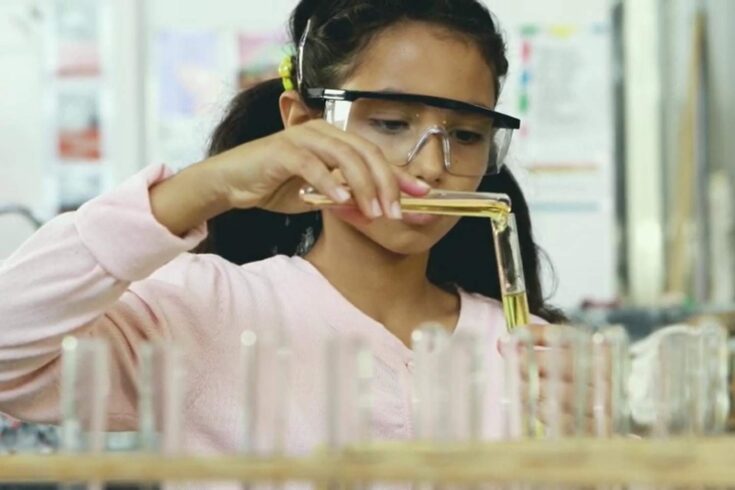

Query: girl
<box><xmin>0</xmin><ymin>0</ymin><xmax>563</xmax><ymax>455</ymax></box>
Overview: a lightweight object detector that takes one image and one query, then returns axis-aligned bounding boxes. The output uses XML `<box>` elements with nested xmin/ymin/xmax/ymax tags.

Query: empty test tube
<box><xmin>541</xmin><ymin>327</ymin><xmax>565</xmax><ymax>439</ymax></box>
<box><xmin>653</xmin><ymin>329</ymin><xmax>695</xmax><ymax>437</ymax></box>
<box><xmin>240</xmin><ymin>326</ymin><xmax>292</xmax><ymax>455</ymax></box>
<box><xmin>499</xmin><ymin>327</ymin><xmax>539</xmax><ymax>439</ymax></box>
<box><xmin>537</xmin><ymin>326</ymin><xmax>591</xmax><ymax>439</ymax></box>
<box><xmin>138</xmin><ymin>341</ymin><xmax>185</xmax><ymax>454</ymax></box>
<box><xmin>60</xmin><ymin>336</ymin><xmax>110</xmax><ymax>453</ymax></box>
<box><xmin>411</xmin><ymin>324</ymin><xmax>452</xmax><ymax>441</ymax></box>
<box><xmin>601</xmin><ymin>326</ymin><xmax>631</xmax><ymax>437</ymax></box>
<box><xmin>60</xmin><ymin>336</ymin><xmax>110</xmax><ymax>490</ymax></box>
<box><xmin>411</xmin><ymin>326</ymin><xmax>490</xmax><ymax>442</ymax></box>
<box><xmin>590</xmin><ymin>331</ymin><xmax>610</xmax><ymax>437</ymax></box>
<box><xmin>324</xmin><ymin>334</ymin><xmax>374</xmax><ymax>449</ymax></box>
<box><xmin>694</xmin><ymin>322</ymin><xmax>729</xmax><ymax>435</ymax></box>
<box><xmin>447</xmin><ymin>332</ymin><xmax>486</xmax><ymax>441</ymax></box>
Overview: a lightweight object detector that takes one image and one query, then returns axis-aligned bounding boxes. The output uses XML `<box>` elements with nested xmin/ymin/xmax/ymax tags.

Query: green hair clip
<box><xmin>278</xmin><ymin>55</ymin><xmax>295</xmax><ymax>91</ymax></box>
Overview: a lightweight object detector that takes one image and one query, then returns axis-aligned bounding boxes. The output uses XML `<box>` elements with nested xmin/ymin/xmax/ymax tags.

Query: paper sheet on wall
<box><xmin>151</xmin><ymin>30</ymin><xmax>224</xmax><ymax>171</ymax></box>
<box><xmin>510</xmin><ymin>23</ymin><xmax>617</xmax><ymax>308</ymax></box>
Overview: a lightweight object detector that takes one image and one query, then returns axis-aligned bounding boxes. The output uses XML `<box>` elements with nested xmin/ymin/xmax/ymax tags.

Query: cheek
<box><xmin>329</xmin><ymin>206</ymin><xmax>372</xmax><ymax>226</ymax></box>
<box><xmin>441</xmin><ymin>175</ymin><xmax>484</xmax><ymax>192</ymax></box>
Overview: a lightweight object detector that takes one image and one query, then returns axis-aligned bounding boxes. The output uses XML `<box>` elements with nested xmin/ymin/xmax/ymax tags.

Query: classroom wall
<box><xmin>0</xmin><ymin>0</ymin><xmax>47</xmax><ymax>258</ymax></box>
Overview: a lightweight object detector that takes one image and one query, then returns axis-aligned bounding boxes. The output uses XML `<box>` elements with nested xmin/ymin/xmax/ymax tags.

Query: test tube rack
<box><xmin>1</xmin><ymin>437</ymin><xmax>735</xmax><ymax>485</ymax></box>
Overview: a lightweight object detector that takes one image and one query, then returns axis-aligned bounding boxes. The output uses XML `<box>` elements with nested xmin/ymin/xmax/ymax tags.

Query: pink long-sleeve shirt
<box><xmin>0</xmin><ymin>164</ymin><xmax>517</xmax><ymax>455</ymax></box>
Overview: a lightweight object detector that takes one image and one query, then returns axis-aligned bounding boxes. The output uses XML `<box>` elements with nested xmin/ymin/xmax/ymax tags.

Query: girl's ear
<box><xmin>279</xmin><ymin>90</ymin><xmax>314</xmax><ymax>128</ymax></box>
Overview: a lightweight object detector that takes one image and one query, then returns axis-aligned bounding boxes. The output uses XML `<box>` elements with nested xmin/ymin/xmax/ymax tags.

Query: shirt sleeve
<box><xmin>0</xmin><ymin>164</ymin><xmax>211</xmax><ymax>429</ymax></box>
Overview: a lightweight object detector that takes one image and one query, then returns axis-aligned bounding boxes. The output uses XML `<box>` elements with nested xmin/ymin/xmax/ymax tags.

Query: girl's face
<box><xmin>324</xmin><ymin>21</ymin><xmax>497</xmax><ymax>255</ymax></box>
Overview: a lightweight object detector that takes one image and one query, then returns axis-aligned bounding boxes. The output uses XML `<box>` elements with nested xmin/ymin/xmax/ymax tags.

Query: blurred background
<box><xmin>0</xmin><ymin>0</ymin><xmax>733</xmax><ymax>326</ymax></box>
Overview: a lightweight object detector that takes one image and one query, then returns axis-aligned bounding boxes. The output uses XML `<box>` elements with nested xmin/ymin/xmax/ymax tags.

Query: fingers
<box><xmin>313</xmin><ymin>123</ymin><xmax>403</xmax><ymax>219</ymax></box>
<box><xmin>273</xmin><ymin>141</ymin><xmax>348</xmax><ymax>206</ymax></box>
<box><xmin>315</xmin><ymin>121</ymin><xmax>431</xmax><ymax>206</ymax></box>
<box><xmin>291</xmin><ymin>120</ymin><xmax>431</xmax><ymax>220</ymax></box>
<box><xmin>291</xmin><ymin>123</ymin><xmax>382</xmax><ymax>218</ymax></box>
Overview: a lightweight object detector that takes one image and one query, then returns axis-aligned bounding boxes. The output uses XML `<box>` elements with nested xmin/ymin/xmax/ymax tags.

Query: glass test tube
<box><xmin>412</xmin><ymin>325</ymin><xmax>489</xmax><ymax>442</ymax></box>
<box><xmin>240</xmin><ymin>326</ymin><xmax>292</xmax><ymax>455</ymax></box>
<box><xmin>324</xmin><ymin>334</ymin><xmax>374</xmax><ymax>449</ymax></box>
<box><xmin>60</xmin><ymin>336</ymin><xmax>110</xmax><ymax>490</ymax></box>
<box><xmin>448</xmin><ymin>332</ymin><xmax>486</xmax><ymax>441</ymax></box>
<box><xmin>602</xmin><ymin>326</ymin><xmax>631</xmax><ymax>437</ymax></box>
<box><xmin>491</xmin><ymin>214</ymin><xmax>530</xmax><ymax>332</ymax></box>
<box><xmin>60</xmin><ymin>336</ymin><xmax>110</xmax><ymax>452</ymax></box>
<box><xmin>537</xmin><ymin>326</ymin><xmax>591</xmax><ymax>439</ymax></box>
<box><xmin>653</xmin><ymin>329</ymin><xmax>695</xmax><ymax>437</ymax></box>
<box><xmin>569</xmin><ymin>328</ymin><xmax>592</xmax><ymax>437</ymax></box>
<box><xmin>499</xmin><ymin>327</ymin><xmax>539</xmax><ymax>439</ymax></box>
<box><xmin>541</xmin><ymin>327</ymin><xmax>564</xmax><ymax>439</ymax></box>
<box><xmin>694</xmin><ymin>322</ymin><xmax>729</xmax><ymax>435</ymax></box>
<box><xmin>138</xmin><ymin>341</ymin><xmax>185</xmax><ymax>454</ymax></box>
<box><xmin>410</xmin><ymin>324</ymin><xmax>453</xmax><ymax>441</ymax></box>
<box><xmin>299</xmin><ymin>187</ymin><xmax>511</xmax><ymax>218</ymax></box>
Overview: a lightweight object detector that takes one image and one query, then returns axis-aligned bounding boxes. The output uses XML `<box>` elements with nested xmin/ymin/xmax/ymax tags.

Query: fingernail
<box><xmin>332</xmin><ymin>187</ymin><xmax>351</xmax><ymax>203</ymax></box>
<box><xmin>389</xmin><ymin>201</ymin><xmax>402</xmax><ymax>219</ymax></box>
<box><xmin>370</xmin><ymin>198</ymin><xmax>382</xmax><ymax>218</ymax></box>
<box><xmin>415</xmin><ymin>179</ymin><xmax>431</xmax><ymax>191</ymax></box>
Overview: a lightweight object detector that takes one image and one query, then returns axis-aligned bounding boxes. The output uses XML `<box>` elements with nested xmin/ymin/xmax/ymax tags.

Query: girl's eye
<box><xmin>452</xmin><ymin>129</ymin><xmax>485</xmax><ymax>144</ymax></box>
<box><xmin>369</xmin><ymin>118</ymin><xmax>409</xmax><ymax>133</ymax></box>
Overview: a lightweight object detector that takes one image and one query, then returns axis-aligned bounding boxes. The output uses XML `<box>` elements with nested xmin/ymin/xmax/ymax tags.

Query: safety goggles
<box><xmin>306</xmin><ymin>88</ymin><xmax>521</xmax><ymax>177</ymax></box>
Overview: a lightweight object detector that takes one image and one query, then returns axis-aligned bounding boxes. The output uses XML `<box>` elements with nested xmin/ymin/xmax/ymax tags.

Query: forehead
<box><xmin>341</xmin><ymin>21</ymin><xmax>496</xmax><ymax>108</ymax></box>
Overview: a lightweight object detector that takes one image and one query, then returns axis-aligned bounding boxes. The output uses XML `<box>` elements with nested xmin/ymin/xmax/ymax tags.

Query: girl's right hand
<box><xmin>212</xmin><ymin>119</ymin><xmax>431</xmax><ymax>218</ymax></box>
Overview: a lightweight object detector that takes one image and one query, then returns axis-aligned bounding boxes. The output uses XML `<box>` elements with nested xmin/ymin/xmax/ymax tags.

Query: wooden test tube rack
<box><xmin>1</xmin><ymin>438</ymin><xmax>735</xmax><ymax>485</ymax></box>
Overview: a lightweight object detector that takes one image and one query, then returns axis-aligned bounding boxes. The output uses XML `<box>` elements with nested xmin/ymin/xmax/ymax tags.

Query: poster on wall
<box><xmin>511</xmin><ymin>23</ymin><xmax>617</xmax><ymax>308</ymax></box>
<box><xmin>149</xmin><ymin>29</ymin><xmax>289</xmax><ymax>171</ymax></box>
<box><xmin>56</xmin><ymin>86</ymin><xmax>101</xmax><ymax>161</ymax></box>
<box><xmin>151</xmin><ymin>30</ymin><xmax>223</xmax><ymax>171</ymax></box>
<box><xmin>54</xmin><ymin>0</ymin><xmax>100</xmax><ymax>77</ymax></box>
<box><xmin>45</xmin><ymin>0</ymin><xmax>109</xmax><ymax>214</ymax></box>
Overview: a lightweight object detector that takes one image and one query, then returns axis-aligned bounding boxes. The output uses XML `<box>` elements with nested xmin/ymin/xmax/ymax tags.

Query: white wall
<box><xmin>0</xmin><ymin>0</ymin><xmax>46</xmax><ymax>258</ymax></box>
